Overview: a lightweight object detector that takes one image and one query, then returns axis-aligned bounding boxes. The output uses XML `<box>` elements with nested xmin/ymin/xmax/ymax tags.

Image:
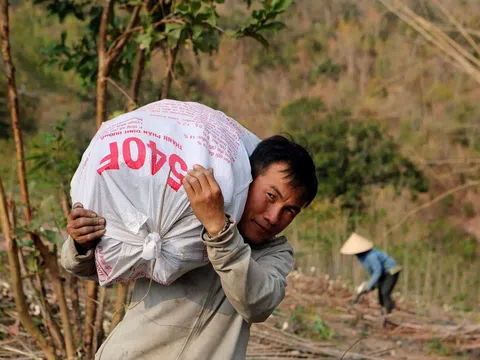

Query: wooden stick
<box><xmin>0</xmin><ymin>345</ymin><xmax>41</xmax><ymax>359</ymax></box>
<box><xmin>91</xmin><ymin>286</ymin><xmax>106</xmax><ymax>357</ymax></box>
<box><xmin>106</xmin><ymin>77</ymin><xmax>137</xmax><ymax>107</ymax></box>
<box><xmin>0</xmin><ymin>179</ymin><xmax>56</xmax><ymax>360</ymax></box>
<box><xmin>385</xmin><ymin>180</ymin><xmax>480</xmax><ymax>236</ymax></box>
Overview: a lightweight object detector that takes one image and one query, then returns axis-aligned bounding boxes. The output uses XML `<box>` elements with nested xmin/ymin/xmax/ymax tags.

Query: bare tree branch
<box><xmin>106</xmin><ymin>77</ymin><xmax>137</xmax><ymax>107</ymax></box>
<box><xmin>107</xmin><ymin>18</ymin><xmax>184</xmax><ymax>55</ymax></box>
<box><xmin>431</xmin><ymin>0</ymin><xmax>480</xmax><ymax>56</ymax></box>
<box><xmin>385</xmin><ymin>180</ymin><xmax>480</xmax><ymax>237</ymax></box>
<box><xmin>377</xmin><ymin>0</ymin><xmax>480</xmax><ymax>84</ymax></box>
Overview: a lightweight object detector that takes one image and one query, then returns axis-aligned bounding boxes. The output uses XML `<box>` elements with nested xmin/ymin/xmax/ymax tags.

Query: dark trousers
<box><xmin>377</xmin><ymin>272</ymin><xmax>399</xmax><ymax>314</ymax></box>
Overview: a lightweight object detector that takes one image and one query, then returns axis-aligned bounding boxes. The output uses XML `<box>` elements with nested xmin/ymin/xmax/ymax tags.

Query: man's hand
<box><xmin>182</xmin><ymin>164</ymin><xmax>227</xmax><ymax>237</ymax></box>
<box><xmin>66</xmin><ymin>203</ymin><xmax>106</xmax><ymax>252</ymax></box>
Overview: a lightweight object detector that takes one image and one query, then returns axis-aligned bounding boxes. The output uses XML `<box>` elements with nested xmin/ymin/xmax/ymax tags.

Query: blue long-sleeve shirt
<box><xmin>356</xmin><ymin>248</ymin><xmax>397</xmax><ymax>290</ymax></box>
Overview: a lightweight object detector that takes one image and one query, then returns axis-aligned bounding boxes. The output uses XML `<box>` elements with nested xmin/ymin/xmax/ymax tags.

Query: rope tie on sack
<box><xmin>129</xmin><ymin>167</ymin><xmax>171</xmax><ymax>308</ymax></box>
<box><xmin>97</xmin><ymin>168</ymin><xmax>172</xmax><ymax>359</ymax></box>
<box><xmin>141</xmin><ymin>232</ymin><xmax>162</xmax><ymax>260</ymax></box>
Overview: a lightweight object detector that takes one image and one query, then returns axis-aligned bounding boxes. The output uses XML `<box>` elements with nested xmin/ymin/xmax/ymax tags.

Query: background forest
<box><xmin>0</xmin><ymin>0</ymin><xmax>479</xmax><ymax>359</ymax></box>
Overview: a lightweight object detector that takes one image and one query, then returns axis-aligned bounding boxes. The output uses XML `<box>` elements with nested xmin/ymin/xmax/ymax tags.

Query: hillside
<box><xmin>0</xmin><ymin>0</ymin><xmax>479</xmax><ymax>339</ymax></box>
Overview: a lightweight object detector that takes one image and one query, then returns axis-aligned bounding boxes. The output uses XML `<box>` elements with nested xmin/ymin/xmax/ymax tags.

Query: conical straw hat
<box><xmin>340</xmin><ymin>233</ymin><xmax>373</xmax><ymax>255</ymax></box>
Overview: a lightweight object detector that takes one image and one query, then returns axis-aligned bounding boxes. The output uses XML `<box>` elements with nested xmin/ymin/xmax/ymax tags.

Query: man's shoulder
<box><xmin>251</xmin><ymin>235</ymin><xmax>293</xmax><ymax>254</ymax></box>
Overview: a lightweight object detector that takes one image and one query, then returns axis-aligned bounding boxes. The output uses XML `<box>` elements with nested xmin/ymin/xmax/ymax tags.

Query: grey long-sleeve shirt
<box><xmin>61</xmin><ymin>220</ymin><xmax>294</xmax><ymax>360</ymax></box>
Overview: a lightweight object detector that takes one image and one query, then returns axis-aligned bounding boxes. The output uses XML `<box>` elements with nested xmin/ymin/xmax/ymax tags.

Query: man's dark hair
<box><xmin>249</xmin><ymin>135</ymin><xmax>318</xmax><ymax>208</ymax></box>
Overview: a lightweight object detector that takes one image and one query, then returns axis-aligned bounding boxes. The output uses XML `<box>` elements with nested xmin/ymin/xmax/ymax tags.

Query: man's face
<box><xmin>238</xmin><ymin>162</ymin><xmax>306</xmax><ymax>245</ymax></box>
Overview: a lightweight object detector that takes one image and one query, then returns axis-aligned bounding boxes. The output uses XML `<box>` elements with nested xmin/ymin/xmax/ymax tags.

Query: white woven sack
<box><xmin>70</xmin><ymin>100</ymin><xmax>260</xmax><ymax>285</ymax></box>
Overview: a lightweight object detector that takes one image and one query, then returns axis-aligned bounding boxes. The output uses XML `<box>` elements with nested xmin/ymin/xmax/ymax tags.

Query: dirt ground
<box><xmin>0</xmin><ymin>271</ymin><xmax>478</xmax><ymax>359</ymax></box>
<box><xmin>247</xmin><ymin>271</ymin><xmax>480</xmax><ymax>359</ymax></box>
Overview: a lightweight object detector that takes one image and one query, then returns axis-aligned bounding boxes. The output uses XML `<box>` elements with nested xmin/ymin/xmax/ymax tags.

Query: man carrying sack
<box><xmin>62</xmin><ymin>134</ymin><xmax>318</xmax><ymax>359</ymax></box>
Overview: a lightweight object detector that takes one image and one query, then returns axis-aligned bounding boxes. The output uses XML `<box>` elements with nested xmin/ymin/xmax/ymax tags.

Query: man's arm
<box><xmin>203</xmin><ymin>222</ymin><xmax>293</xmax><ymax>323</ymax></box>
<box><xmin>61</xmin><ymin>236</ymin><xmax>98</xmax><ymax>280</ymax></box>
<box><xmin>61</xmin><ymin>203</ymin><xmax>105</xmax><ymax>280</ymax></box>
<box><xmin>182</xmin><ymin>164</ymin><xmax>293</xmax><ymax>323</ymax></box>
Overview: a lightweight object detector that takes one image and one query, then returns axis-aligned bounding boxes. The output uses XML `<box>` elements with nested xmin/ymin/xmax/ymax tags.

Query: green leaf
<box><xmin>192</xmin><ymin>24</ymin><xmax>203</xmax><ymax>41</ymax></box>
<box><xmin>18</xmin><ymin>239</ymin><xmax>34</xmax><ymax>248</ymax></box>
<box><xmin>137</xmin><ymin>32</ymin><xmax>152</xmax><ymax>50</ymax></box>
<box><xmin>193</xmin><ymin>30</ymin><xmax>219</xmax><ymax>53</ymax></box>
<box><xmin>165</xmin><ymin>23</ymin><xmax>184</xmax><ymax>33</ymax></box>
<box><xmin>41</xmin><ymin>229</ymin><xmax>60</xmax><ymax>244</ymax></box>
<box><xmin>26</xmin><ymin>251</ymin><xmax>39</xmax><ymax>272</ymax></box>
<box><xmin>271</xmin><ymin>0</ymin><xmax>292</xmax><ymax>12</ymax></box>
<box><xmin>26</xmin><ymin>218</ymin><xmax>44</xmax><ymax>233</ymax></box>
<box><xmin>252</xmin><ymin>9</ymin><xmax>265</xmax><ymax>21</ymax></box>
<box><xmin>165</xmin><ymin>23</ymin><xmax>185</xmax><ymax>45</ymax></box>
<box><xmin>248</xmin><ymin>32</ymin><xmax>269</xmax><ymax>48</ymax></box>
<box><xmin>260</xmin><ymin>21</ymin><xmax>286</xmax><ymax>33</ymax></box>
<box><xmin>153</xmin><ymin>32</ymin><xmax>167</xmax><ymax>43</ymax></box>
<box><xmin>13</xmin><ymin>227</ymin><xmax>28</xmax><ymax>239</ymax></box>
<box><xmin>225</xmin><ymin>29</ymin><xmax>236</xmax><ymax>38</ymax></box>
<box><xmin>176</xmin><ymin>62</ymin><xmax>186</xmax><ymax>76</ymax></box>
<box><xmin>191</xmin><ymin>1</ymin><xmax>202</xmax><ymax>13</ymax></box>
<box><xmin>198</xmin><ymin>7</ymin><xmax>217</xmax><ymax>27</ymax></box>
<box><xmin>24</xmin><ymin>154</ymin><xmax>48</xmax><ymax>161</ymax></box>
<box><xmin>28</xmin><ymin>159</ymin><xmax>51</xmax><ymax>175</ymax></box>
<box><xmin>175</xmin><ymin>4</ymin><xmax>190</xmax><ymax>15</ymax></box>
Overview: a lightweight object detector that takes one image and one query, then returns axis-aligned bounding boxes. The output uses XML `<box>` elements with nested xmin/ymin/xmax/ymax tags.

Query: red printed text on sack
<box><xmin>97</xmin><ymin>137</ymin><xmax>187</xmax><ymax>191</ymax></box>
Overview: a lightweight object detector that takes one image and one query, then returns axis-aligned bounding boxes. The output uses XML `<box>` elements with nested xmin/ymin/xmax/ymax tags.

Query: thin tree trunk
<box><xmin>423</xmin><ymin>250</ymin><xmax>432</xmax><ymax>303</ymax></box>
<box><xmin>127</xmin><ymin>46</ymin><xmax>146</xmax><ymax>111</ymax></box>
<box><xmin>84</xmin><ymin>280</ymin><xmax>98</xmax><ymax>357</ymax></box>
<box><xmin>60</xmin><ymin>185</ymin><xmax>71</xmax><ymax>220</ymax></box>
<box><xmin>452</xmin><ymin>261</ymin><xmax>458</xmax><ymax>303</ymax></box>
<box><xmin>0</xmin><ymin>0</ymin><xmax>31</xmax><ymax>224</ymax></box>
<box><xmin>95</xmin><ymin>0</ymin><xmax>114</xmax><ymax>130</ymax></box>
<box><xmin>460</xmin><ymin>265</ymin><xmax>468</xmax><ymax>297</ymax></box>
<box><xmin>159</xmin><ymin>45</ymin><xmax>178</xmax><ymax>100</ymax></box>
<box><xmin>477</xmin><ymin>265</ymin><xmax>480</xmax><ymax>306</ymax></box>
<box><xmin>88</xmin><ymin>1</ymin><xmax>116</xmax><ymax>351</ymax></box>
<box><xmin>126</xmin><ymin>0</ymin><xmax>152</xmax><ymax>111</ymax></box>
<box><xmin>60</xmin><ymin>187</ymin><xmax>82</xmax><ymax>346</ymax></box>
<box><xmin>9</xmin><ymin>198</ymin><xmax>60</xmax><ymax>355</ymax></box>
<box><xmin>433</xmin><ymin>257</ymin><xmax>441</xmax><ymax>305</ymax></box>
<box><xmin>415</xmin><ymin>261</ymin><xmax>420</xmax><ymax>302</ymax></box>
<box><xmin>90</xmin><ymin>1</ymin><xmax>142</xmax><ymax>353</ymax></box>
<box><xmin>110</xmin><ymin>58</ymin><xmax>146</xmax><ymax>331</ymax></box>
<box><xmin>35</xmin><ymin>271</ymin><xmax>65</xmax><ymax>355</ymax></box>
<box><xmin>96</xmin><ymin>70</ymin><xmax>109</xmax><ymax>130</ymax></box>
<box><xmin>0</xmin><ymin>178</ymin><xmax>57</xmax><ymax>360</ymax></box>
<box><xmin>112</xmin><ymin>3</ymin><xmax>150</xmax><ymax>329</ymax></box>
<box><xmin>29</xmin><ymin>232</ymin><xmax>76</xmax><ymax>359</ymax></box>
<box><xmin>110</xmin><ymin>282</ymin><xmax>129</xmax><ymax>331</ymax></box>
<box><xmin>52</xmin><ymin>271</ymin><xmax>75</xmax><ymax>358</ymax></box>
<box><xmin>66</xmin><ymin>272</ymin><xmax>82</xmax><ymax>347</ymax></box>
<box><xmin>9</xmin><ymin>201</ymin><xmax>61</xmax><ymax>355</ymax></box>
<box><xmin>110</xmin><ymin>41</ymin><xmax>147</xmax><ymax>332</ymax></box>
<box><xmin>96</xmin><ymin>0</ymin><xmax>141</xmax><ymax>128</ymax></box>
<box><xmin>91</xmin><ymin>286</ymin><xmax>106</xmax><ymax>357</ymax></box>
<box><xmin>1</xmin><ymin>2</ymin><xmax>70</xmax><ymax>358</ymax></box>
<box><xmin>7</xmin><ymin>199</ymin><xmax>14</xmax><ymax>227</ymax></box>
